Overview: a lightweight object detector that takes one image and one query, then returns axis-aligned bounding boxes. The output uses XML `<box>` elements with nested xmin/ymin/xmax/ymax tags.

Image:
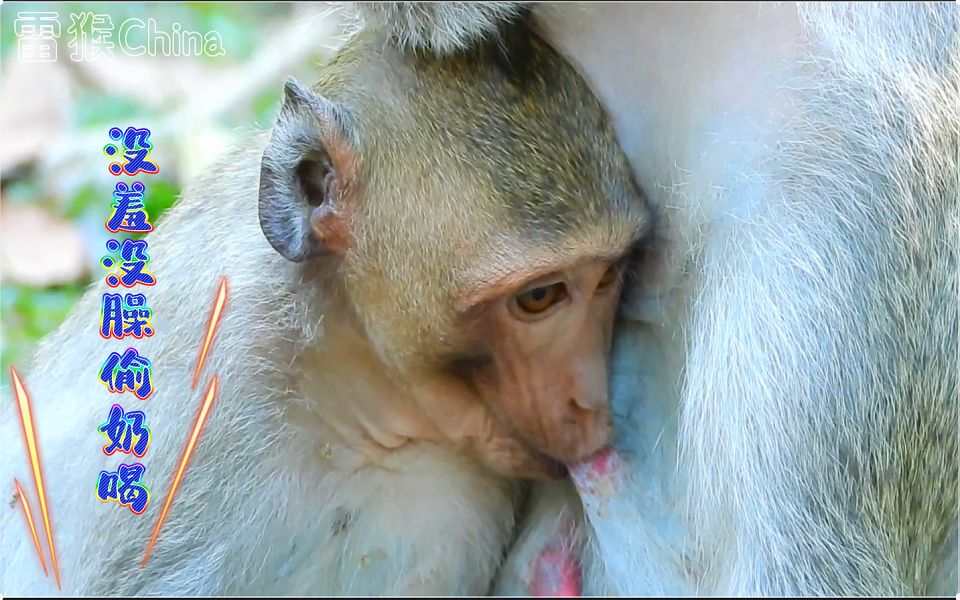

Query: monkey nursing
<box><xmin>0</xmin><ymin>21</ymin><xmax>648</xmax><ymax>596</ymax></box>
<box><xmin>353</xmin><ymin>2</ymin><xmax>959</xmax><ymax>596</ymax></box>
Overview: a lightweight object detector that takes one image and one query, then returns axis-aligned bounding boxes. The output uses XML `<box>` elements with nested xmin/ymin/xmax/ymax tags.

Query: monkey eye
<box><xmin>597</xmin><ymin>264</ymin><xmax>621</xmax><ymax>291</ymax></box>
<box><xmin>511</xmin><ymin>282</ymin><xmax>568</xmax><ymax>318</ymax></box>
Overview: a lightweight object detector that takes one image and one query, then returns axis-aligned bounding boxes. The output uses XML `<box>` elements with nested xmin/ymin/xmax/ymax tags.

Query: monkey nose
<box><xmin>564</xmin><ymin>399</ymin><xmax>611</xmax><ymax>457</ymax></box>
<box><xmin>570</xmin><ymin>393</ymin><xmax>604</xmax><ymax>412</ymax></box>
<box><xmin>569</xmin><ymin>398</ymin><xmax>593</xmax><ymax>417</ymax></box>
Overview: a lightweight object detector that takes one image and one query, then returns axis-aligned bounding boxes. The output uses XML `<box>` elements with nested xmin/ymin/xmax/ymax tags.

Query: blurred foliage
<box><xmin>0</xmin><ymin>2</ymin><xmax>337</xmax><ymax>387</ymax></box>
<box><xmin>1</xmin><ymin>283</ymin><xmax>86</xmax><ymax>373</ymax></box>
<box><xmin>0</xmin><ymin>2</ymin><xmax>291</xmax><ymax>59</ymax></box>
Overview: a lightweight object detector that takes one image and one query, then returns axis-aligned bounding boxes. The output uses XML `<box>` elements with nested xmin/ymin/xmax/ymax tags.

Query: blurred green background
<box><xmin>0</xmin><ymin>2</ymin><xmax>347</xmax><ymax>388</ymax></box>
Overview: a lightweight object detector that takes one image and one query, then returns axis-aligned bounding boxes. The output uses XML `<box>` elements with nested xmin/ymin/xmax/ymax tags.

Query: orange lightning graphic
<box><xmin>10</xmin><ymin>367</ymin><xmax>61</xmax><ymax>589</ymax></box>
<box><xmin>14</xmin><ymin>478</ymin><xmax>48</xmax><ymax>577</ymax></box>
<box><xmin>141</xmin><ymin>375</ymin><xmax>219</xmax><ymax>568</ymax></box>
<box><xmin>192</xmin><ymin>277</ymin><xmax>228</xmax><ymax>389</ymax></box>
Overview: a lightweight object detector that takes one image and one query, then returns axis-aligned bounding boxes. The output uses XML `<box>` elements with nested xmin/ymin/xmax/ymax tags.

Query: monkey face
<box><xmin>447</xmin><ymin>258</ymin><xmax>622</xmax><ymax>468</ymax></box>
<box><xmin>257</xmin><ymin>52</ymin><xmax>650</xmax><ymax>481</ymax></box>
<box><xmin>382</xmin><ymin>255</ymin><xmax>626</xmax><ymax>480</ymax></box>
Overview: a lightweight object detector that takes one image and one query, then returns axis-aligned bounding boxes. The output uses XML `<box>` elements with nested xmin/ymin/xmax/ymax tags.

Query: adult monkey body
<box><xmin>0</xmin><ymin>24</ymin><xmax>648</xmax><ymax>595</ymax></box>
<box><xmin>354</xmin><ymin>2</ymin><xmax>960</xmax><ymax>596</ymax></box>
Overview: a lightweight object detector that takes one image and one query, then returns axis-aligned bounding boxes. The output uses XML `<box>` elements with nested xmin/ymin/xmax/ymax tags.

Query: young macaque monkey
<box><xmin>354</xmin><ymin>2</ymin><xmax>960</xmax><ymax>597</ymax></box>
<box><xmin>0</xmin><ymin>19</ymin><xmax>648</xmax><ymax>596</ymax></box>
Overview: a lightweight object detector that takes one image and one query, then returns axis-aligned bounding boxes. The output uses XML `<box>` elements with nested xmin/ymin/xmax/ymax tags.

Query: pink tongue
<box><xmin>567</xmin><ymin>446</ymin><xmax>622</xmax><ymax>498</ymax></box>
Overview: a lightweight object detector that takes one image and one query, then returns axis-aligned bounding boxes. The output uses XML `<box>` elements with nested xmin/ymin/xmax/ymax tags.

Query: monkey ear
<box><xmin>258</xmin><ymin>78</ymin><xmax>357</xmax><ymax>262</ymax></box>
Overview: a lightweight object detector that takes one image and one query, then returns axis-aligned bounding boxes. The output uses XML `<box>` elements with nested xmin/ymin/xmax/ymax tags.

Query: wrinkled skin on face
<box><xmin>406</xmin><ymin>256</ymin><xmax>629</xmax><ymax>480</ymax></box>
<box><xmin>454</xmin><ymin>260</ymin><xmax>623</xmax><ymax>460</ymax></box>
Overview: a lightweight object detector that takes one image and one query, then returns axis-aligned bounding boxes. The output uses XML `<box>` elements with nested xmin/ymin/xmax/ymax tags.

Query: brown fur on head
<box><xmin>258</xmin><ymin>24</ymin><xmax>649</xmax><ymax>475</ymax></box>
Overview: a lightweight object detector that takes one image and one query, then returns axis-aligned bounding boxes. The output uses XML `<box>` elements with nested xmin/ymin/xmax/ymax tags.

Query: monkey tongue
<box><xmin>566</xmin><ymin>446</ymin><xmax>623</xmax><ymax>502</ymax></box>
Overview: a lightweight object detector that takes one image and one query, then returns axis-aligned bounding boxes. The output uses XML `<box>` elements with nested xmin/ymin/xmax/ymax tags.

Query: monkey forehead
<box><xmin>317</xmin><ymin>27</ymin><xmax>648</xmax><ymax>231</ymax></box>
<box><xmin>405</xmin><ymin>51</ymin><xmax>644</xmax><ymax>239</ymax></box>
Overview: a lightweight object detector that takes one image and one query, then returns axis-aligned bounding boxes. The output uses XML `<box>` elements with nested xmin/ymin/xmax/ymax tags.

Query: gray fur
<box><xmin>0</xmin><ymin>16</ymin><xmax>641</xmax><ymax>597</ymax></box>
<box><xmin>351</xmin><ymin>2</ymin><xmax>533</xmax><ymax>55</ymax></box>
<box><xmin>350</xmin><ymin>1</ymin><xmax>959</xmax><ymax>596</ymax></box>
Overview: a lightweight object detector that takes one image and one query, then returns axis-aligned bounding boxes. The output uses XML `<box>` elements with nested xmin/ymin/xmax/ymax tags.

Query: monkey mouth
<box><xmin>500</xmin><ymin>423</ymin><xmax>569</xmax><ymax>480</ymax></box>
<box><xmin>481</xmin><ymin>403</ymin><xmax>572</xmax><ymax>480</ymax></box>
<box><xmin>527</xmin><ymin>444</ymin><xmax>569</xmax><ymax>480</ymax></box>
<box><xmin>567</xmin><ymin>446</ymin><xmax>623</xmax><ymax>496</ymax></box>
